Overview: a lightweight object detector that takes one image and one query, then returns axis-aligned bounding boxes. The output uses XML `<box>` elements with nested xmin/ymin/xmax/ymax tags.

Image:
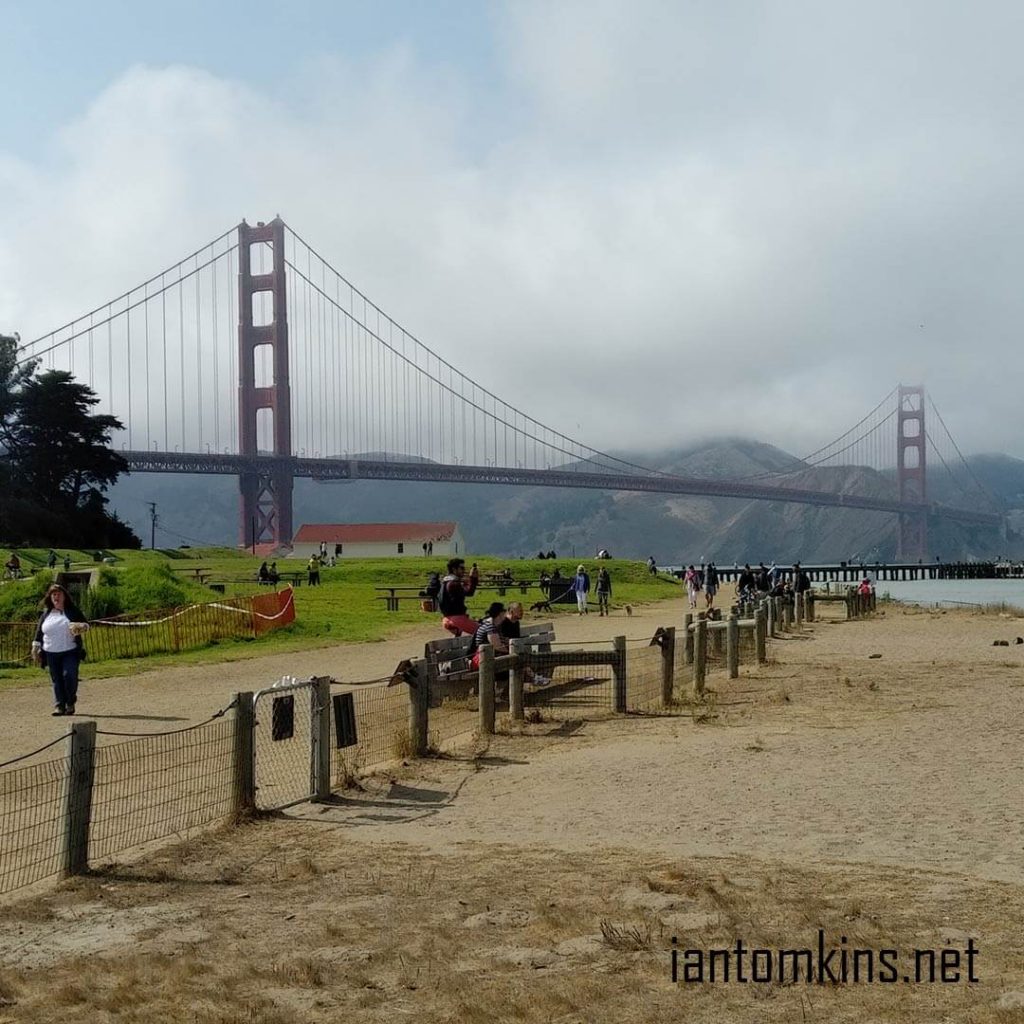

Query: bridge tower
<box><xmin>237</xmin><ymin>218</ymin><xmax>294</xmax><ymax>550</ymax></box>
<box><xmin>896</xmin><ymin>384</ymin><xmax>927</xmax><ymax>560</ymax></box>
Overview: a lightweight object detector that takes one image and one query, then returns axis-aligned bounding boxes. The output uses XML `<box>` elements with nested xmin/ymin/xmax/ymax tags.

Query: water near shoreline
<box><xmin>866</xmin><ymin>579</ymin><xmax>1024</xmax><ymax>611</ymax></box>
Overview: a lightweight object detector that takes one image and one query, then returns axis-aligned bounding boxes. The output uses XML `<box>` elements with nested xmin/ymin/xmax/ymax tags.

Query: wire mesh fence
<box><xmin>0</xmin><ymin>588</ymin><xmax>295</xmax><ymax>667</ymax></box>
<box><xmin>89</xmin><ymin>719</ymin><xmax>236</xmax><ymax>860</ymax></box>
<box><xmin>1</xmin><ymin>607</ymin><xmax>786</xmax><ymax>899</ymax></box>
<box><xmin>428</xmin><ymin>685</ymin><xmax>479</xmax><ymax>751</ymax></box>
<box><xmin>253</xmin><ymin>680</ymin><xmax>314</xmax><ymax>810</ymax></box>
<box><xmin>0</xmin><ymin>749</ymin><xmax>70</xmax><ymax>895</ymax></box>
<box><xmin>523</xmin><ymin>642</ymin><xmax>617</xmax><ymax>717</ymax></box>
<box><xmin>330</xmin><ymin>681</ymin><xmax>411</xmax><ymax>782</ymax></box>
<box><xmin>625</xmin><ymin>642</ymin><xmax>665</xmax><ymax>712</ymax></box>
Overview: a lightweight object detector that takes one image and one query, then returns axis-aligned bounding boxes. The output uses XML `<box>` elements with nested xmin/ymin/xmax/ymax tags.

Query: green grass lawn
<box><xmin>0</xmin><ymin>548</ymin><xmax>682</xmax><ymax>685</ymax></box>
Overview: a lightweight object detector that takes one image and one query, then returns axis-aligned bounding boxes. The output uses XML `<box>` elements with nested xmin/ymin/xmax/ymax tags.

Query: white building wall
<box><xmin>292</xmin><ymin>528</ymin><xmax>464</xmax><ymax>560</ymax></box>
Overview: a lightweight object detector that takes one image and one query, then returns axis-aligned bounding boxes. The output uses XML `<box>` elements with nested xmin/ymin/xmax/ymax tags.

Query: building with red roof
<box><xmin>292</xmin><ymin>522</ymin><xmax>463</xmax><ymax>560</ymax></box>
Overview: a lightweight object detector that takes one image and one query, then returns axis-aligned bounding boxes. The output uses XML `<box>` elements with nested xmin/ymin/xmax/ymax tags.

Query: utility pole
<box><xmin>147</xmin><ymin>502</ymin><xmax>158</xmax><ymax>550</ymax></box>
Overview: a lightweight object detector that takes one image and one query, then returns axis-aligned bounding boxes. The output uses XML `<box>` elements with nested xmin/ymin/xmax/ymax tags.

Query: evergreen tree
<box><xmin>0</xmin><ymin>334</ymin><xmax>139</xmax><ymax>547</ymax></box>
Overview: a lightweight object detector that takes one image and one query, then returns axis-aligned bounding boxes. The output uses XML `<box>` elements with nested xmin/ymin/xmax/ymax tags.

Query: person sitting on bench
<box><xmin>499</xmin><ymin>602</ymin><xmax>551</xmax><ymax>687</ymax></box>
<box><xmin>468</xmin><ymin>602</ymin><xmax>509</xmax><ymax>670</ymax></box>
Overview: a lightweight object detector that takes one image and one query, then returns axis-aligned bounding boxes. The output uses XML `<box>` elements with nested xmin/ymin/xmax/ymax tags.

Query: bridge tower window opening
<box><xmin>256</xmin><ymin>408</ymin><xmax>275</xmax><ymax>455</ymax></box>
<box><xmin>253</xmin><ymin>344</ymin><xmax>275</xmax><ymax>388</ymax></box>
<box><xmin>251</xmin><ymin>290</ymin><xmax>274</xmax><ymax>328</ymax></box>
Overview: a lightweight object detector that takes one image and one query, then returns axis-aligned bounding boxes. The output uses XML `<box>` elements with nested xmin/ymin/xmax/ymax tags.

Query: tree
<box><xmin>0</xmin><ymin>333</ymin><xmax>139</xmax><ymax>547</ymax></box>
<box><xmin>0</xmin><ymin>333</ymin><xmax>36</xmax><ymax>453</ymax></box>
<box><xmin>12</xmin><ymin>370</ymin><xmax>128</xmax><ymax>515</ymax></box>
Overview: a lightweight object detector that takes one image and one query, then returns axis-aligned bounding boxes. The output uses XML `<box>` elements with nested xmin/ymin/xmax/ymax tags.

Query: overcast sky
<box><xmin>2</xmin><ymin>0</ymin><xmax>1022</xmax><ymax>461</ymax></box>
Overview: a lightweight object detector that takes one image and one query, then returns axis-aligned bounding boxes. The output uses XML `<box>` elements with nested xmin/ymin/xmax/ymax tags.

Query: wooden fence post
<box><xmin>509</xmin><ymin>639</ymin><xmax>525</xmax><ymax>721</ymax></box>
<box><xmin>783</xmin><ymin>597</ymin><xmax>794</xmax><ymax>630</ymax></box>
<box><xmin>755</xmin><ymin>604</ymin><xmax>767</xmax><ymax>664</ymax></box>
<box><xmin>612</xmin><ymin>635</ymin><xmax>627</xmax><ymax>712</ymax></box>
<box><xmin>660</xmin><ymin>626</ymin><xmax>676</xmax><ymax>708</ymax></box>
<box><xmin>478</xmin><ymin>645</ymin><xmax>496</xmax><ymax>735</ymax></box>
<box><xmin>408</xmin><ymin>660</ymin><xmax>429</xmax><ymax>755</ymax></box>
<box><xmin>795</xmin><ymin>592</ymin><xmax>804</xmax><ymax>629</ymax></box>
<box><xmin>310</xmin><ymin>677</ymin><xmax>332</xmax><ymax>802</ymax></box>
<box><xmin>232</xmin><ymin>691</ymin><xmax>256</xmax><ymax>817</ymax></box>
<box><xmin>726</xmin><ymin>613</ymin><xmax>739</xmax><ymax>679</ymax></box>
<box><xmin>683</xmin><ymin>613</ymin><xmax>694</xmax><ymax>665</ymax></box>
<box><xmin>711</xmin><ymin>608</ymin><xmax>724</xmax><ymax>659</ymax></box>
<box><xmin>767</xmin><ymin>598</ymin><xmax>776</xmax><ymax>638</ymax></box>
<box><xmin>63</xmin><ymin>721</ymin><xmax>96</xmax><ymax>877</ymax></box>
<box><xmin>806</xmin><ymin>590</ymin><xmax>815</xmax><ymax>622</ymax></box>
<box><xmin>692</xmin><ymin>618</ymin><xmax>707</xmax><ymax>697</ymax></box>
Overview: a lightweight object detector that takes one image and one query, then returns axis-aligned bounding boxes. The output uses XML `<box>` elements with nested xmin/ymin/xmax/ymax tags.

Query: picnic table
<box><xmin>258</xmin><ymin>571</ymin><xmax>305</xmax><ymax>587</ymax></box>
<box><xmin>375</xmin><ymin>586</ymin><xmax>431</xmax><ymax>612</ymax></box>
<box><xmin>171</xmin><ymin>566</ymin><xmax>213</xmax><ymax>584</ymax></box>
<box><xmin>480</xmin><ymin>575</ymin><xmax>535</xmax><ymax>595</ymax></box>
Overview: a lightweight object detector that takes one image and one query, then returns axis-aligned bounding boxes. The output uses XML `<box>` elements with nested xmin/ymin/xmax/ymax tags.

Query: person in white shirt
<box><xmin>32</xmin><ymin>584</ymin><xmax>89</xmax><ymax>716</ymax></box>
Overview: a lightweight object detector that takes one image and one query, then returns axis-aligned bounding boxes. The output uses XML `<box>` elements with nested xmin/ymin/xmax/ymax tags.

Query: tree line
<box><xmin>0</xmin><ymin>333</ymin><xmax>139</xmax><ymax>548</ymax></box>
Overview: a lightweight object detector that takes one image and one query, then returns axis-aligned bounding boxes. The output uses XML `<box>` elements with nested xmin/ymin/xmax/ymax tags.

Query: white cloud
<box><xmin>3</xmin><ymin>4</ymin><xmax>1023</xmax><ymax>465</ymax></box>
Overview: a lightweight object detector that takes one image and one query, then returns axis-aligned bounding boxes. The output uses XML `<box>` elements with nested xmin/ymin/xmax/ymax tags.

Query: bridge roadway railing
<box><xmin>122</xmin><ymin>451</ymin><xmax>1001</xmax><ymax>528</ymax></box>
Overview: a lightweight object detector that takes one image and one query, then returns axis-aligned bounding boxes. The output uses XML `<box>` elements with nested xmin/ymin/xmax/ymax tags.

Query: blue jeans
<box><xmin>47</xmin><ymin>649</ymin><xmax>80</xmax><ymax>708</ymax></box>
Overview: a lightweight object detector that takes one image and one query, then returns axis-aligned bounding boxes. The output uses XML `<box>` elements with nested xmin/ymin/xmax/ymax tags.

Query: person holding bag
<box><xmin>31</xmin><ymin>584</ymin><xmax>89</xmax><ymax>716</ymax></box>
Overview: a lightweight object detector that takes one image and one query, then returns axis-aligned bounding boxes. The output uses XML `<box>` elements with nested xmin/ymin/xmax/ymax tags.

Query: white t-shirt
<box><xmin>41</xmin><ymin>611</ymin><xmax>77</xmax><ymax>653</ymax></box>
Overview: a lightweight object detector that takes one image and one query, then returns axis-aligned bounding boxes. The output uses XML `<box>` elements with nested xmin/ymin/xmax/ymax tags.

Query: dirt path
<box><xmin>298</xmin><ymin>605</ymin><xmax>1024</xmax><ymax>885</ymax></box>
<box><xmin>0</xmin><ymin>602</ymin><xmax>677</xmax><ymax>759</ymax></box>
<box><xmin>4</xmin><ymin>602</ymin><xmax>1024</xmax><ymax>1022</ymax></box>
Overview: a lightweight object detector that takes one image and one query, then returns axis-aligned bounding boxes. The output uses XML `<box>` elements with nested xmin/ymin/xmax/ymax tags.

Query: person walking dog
<box><xmin>32</xmin><ymin>584</ymin><xmax>89</xmax><ymax>716</ymax></box>
<box><xmin>570</xmin><ymin>564</ymin><xmax>591</xmax><ymax>615</ymax></box>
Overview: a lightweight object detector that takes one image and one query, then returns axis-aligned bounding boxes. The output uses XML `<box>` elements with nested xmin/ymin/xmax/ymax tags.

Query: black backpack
<box><xmin>437</xmin><ymin>575</ymin><xmax>458</xmax><ymax>615</ymax></box>
<box><xmin>424</xmin><ymin>573</ymin><xmax>441</xmax><ymax>599</ymax></box>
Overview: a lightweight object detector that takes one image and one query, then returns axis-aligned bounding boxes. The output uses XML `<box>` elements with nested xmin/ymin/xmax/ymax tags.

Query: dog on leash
<box><xmin>530</xmin><ymin>599</ymin><xmax>552</xmax><ymax>613</ymax></box>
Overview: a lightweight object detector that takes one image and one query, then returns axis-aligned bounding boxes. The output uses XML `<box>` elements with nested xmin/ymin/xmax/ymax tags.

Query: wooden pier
<box><xmin>706</xmin><ymin>560</ymin><xmax>1024</xmax><ymax>583</ymax></box>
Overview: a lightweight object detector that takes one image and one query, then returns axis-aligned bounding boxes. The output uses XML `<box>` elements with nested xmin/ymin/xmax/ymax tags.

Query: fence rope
<box><xmin>93</xmin><ymin>697</ymin><xmax>240</xmax><ymax>738</ymax></box>
<box><xmin>0</xmin><ymin>733</ymin><xmax>69</xmax><ymax>771</ymax></box>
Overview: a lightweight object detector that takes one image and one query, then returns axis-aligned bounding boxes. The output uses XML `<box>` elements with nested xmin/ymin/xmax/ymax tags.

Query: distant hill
<box><xmin>107</xmin><ymin>441</ymin><xmax>1023</xmax><ymax>562</ymax></box>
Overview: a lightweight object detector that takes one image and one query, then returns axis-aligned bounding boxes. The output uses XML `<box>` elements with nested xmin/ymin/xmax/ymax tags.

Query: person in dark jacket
<box><xmin>32</xmin><ymin>584</ymin><xmax>89</xmax><ymax>716</ymax></box>
<box><xmin>595</xmin><ymin>567</ymin><xmax>612</xmax><ymax>616</ymax></box>
<box><xmin>438</xmin><ymin>558</ymin><xmax>479</xmax><ymax>636</ymax></box>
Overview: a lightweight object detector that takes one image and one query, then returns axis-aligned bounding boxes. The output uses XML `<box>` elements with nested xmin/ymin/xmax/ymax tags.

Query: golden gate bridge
<box><xmin>20</xmin><ymin>217</ymin><xmax>1002</xmax><ymax>558</ymax></box>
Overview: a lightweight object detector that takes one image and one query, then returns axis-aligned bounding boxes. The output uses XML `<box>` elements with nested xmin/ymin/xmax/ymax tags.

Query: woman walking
<box><xmin>570</xmin><ymin>564</ymin><xmax>591</xmax><ymax>615</ymax></box>
<box><xmin>32</xmin><ymin>584</ymin><xmax>89</xmax><ymax>716</ymax></box>
<box><xmin>684</xmin><ymin>565</ymin><xmax>701</xmax><ymax>609</ymax></box>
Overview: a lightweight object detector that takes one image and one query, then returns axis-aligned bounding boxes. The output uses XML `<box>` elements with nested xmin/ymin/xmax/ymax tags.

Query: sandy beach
<box><xmin>1</xmin><ymin>599</ymin><xmax>1023</xmax><ymax>1022</ymax></box>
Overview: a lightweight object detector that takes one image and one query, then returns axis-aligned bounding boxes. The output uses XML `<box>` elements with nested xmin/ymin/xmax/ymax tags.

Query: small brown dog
<box><xmin>530</xmin><ymin>600</ymin><xmax>553</xmax><ymax>613</ymax></box>
<box><xmin>625</xmin><ymin>605</ymin><xmax>633</xmax><ymax>617</ymax></box>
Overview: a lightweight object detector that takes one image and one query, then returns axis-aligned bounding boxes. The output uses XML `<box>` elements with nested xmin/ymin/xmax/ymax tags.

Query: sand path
<box><xmin>0</xmin><ymin>603</ymin><xmax>670</xmax><ymax>759</ymax></box>
<box><xmin>301</xmin><ymin>606</ymin><xmax>1024</xmax><ymax>884</ymax></box>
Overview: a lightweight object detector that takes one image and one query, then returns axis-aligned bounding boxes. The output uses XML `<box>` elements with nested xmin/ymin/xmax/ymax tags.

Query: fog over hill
<box><xmin>108</xmin><ymin>440</ymin><xmax>1024</xmax><ymax>563</ymax></box>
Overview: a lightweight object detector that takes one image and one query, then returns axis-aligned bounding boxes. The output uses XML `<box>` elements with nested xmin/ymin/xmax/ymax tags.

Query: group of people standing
<box><xmin>683</xmin><ymin>563</ymin><xmax>720</xmax><ymax>609</ymax></box>
<box><xmin>735</xmin><ymin>562</ymin><xmax>812</xmax><ymax>602</ymax></box>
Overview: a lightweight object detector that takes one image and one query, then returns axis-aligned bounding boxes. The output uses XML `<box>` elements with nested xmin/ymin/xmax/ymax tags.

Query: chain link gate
<box><xmin>252</xmin><ymin>678</ymin><xmax>331</xmax><ymax>811</ymax></box>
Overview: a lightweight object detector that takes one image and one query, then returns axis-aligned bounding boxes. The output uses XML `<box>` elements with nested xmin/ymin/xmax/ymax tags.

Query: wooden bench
<box><xmin>424</xmin><ymin>621</ymin><xmax>555</xmax><ymax>706</ymax></box>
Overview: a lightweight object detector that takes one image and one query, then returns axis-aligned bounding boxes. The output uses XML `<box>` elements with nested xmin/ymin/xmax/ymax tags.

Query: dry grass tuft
<box><xmin>390</xmin><ymin>726</ymin><xmax>414</xmax><ymax>760</ymax></box>
<box><xmin>272</xmin><ymin>957</ymin><xmax>328</xmax><ymax>988</ymax></box>
<box><xmin>691</xmin><ymin>691</ymin><xmax>718</xmax><ymax>724</ymax></box>
<box><xmin>0</xmin><ymin>970</ymin><xmax>23</xmax><ymax>1002</ymax></box>
<box><xmin>600</xmin><ymin>918</ymin><xmax>660</xmax><ymax>950</ymax></box>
